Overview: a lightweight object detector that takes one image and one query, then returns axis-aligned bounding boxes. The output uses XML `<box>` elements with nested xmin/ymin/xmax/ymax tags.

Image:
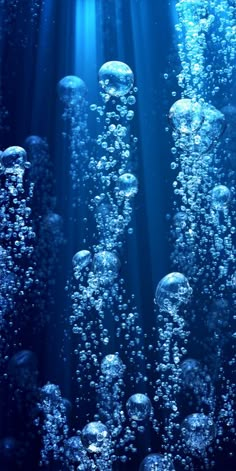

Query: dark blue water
<box><xmin>0</xmin><ymin>1</ymin><xmax>235</xmax><ymax>470</ymax></box>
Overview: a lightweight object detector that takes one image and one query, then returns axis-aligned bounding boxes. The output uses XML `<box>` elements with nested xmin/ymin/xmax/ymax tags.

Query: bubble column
<box><xmin>0</xmin><ymin>146</ymin><xmax>34</xmax><ymax>358</ymax></box>
<box><xmin>58</xmin><ymin>75</ymin><xmax>90</xmax><ymax>202</ymax></box>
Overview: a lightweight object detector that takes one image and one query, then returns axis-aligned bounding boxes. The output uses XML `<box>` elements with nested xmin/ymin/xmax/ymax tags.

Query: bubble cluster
<box><xmin>181</xmin><ymin>413</ymin><xmax>215</xmax><ymax>454</ymax></box>
<box><xmin>93</xmin><ymin>250</ymin><xmax>120</xmax><ymax>285</ymax></box>
<box><xmin>0</xmin><ymin>143</ymin><xmax>35</xmax><ymax>359</ymax></box>
<box><xmin>139</xmin><ymin>453</ymin><xmax>175</xmax><ymax>471</ymax></box>
<box><xmin>164</xmin><ymin>0</ymin><xmax>236</xmax><ymax>466</ymax></box>
<box><xmin>64</xmin><ymin>436</ymin><xmax>89</xmax><ymax>468</ymax></box>
<box><xmin>37</xmin><ymin>383</ymin><xmax>68</xmax><ymax>465</ymax></box>
<box><xmin>1</xmin><ymin>1</ymin><xmax>235</xmax><ymax>468</ymax></box>
<box><xmin>23</xmin><ymin>136</ymin><xmax>62</xmax><ymax>328</ymax></box>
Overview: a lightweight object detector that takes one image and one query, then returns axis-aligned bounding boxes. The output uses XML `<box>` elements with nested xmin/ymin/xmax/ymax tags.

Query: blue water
<box><xmin>0</xmin><ymin>1</ymin><xmax>235</xmax><ymax>470</ymax></box>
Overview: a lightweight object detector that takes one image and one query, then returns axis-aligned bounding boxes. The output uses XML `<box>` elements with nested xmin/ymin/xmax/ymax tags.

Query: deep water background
<box><xmin>0</xmin><ymin>0</ymin><xmax>235</xmax><ymax>470</ymax></box>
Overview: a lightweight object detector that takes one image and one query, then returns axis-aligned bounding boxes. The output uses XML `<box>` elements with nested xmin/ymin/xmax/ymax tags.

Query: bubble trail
<box><xmin>36</xmin><ymin>383</ymin><xmax>68</xmax><ymax>466</ymax></box>
<box><xmin>58</xmin><ymin>75</ymin><xmax>90</xmax><ymax>203</ymax></box>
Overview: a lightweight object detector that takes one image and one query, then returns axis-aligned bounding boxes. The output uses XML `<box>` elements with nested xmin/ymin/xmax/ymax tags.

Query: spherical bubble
<box><xmin>93</xmin><ymin>251</ymin><xmax>120</xmax><ymax>285</ymax></box>
<box><xmin>101</xmin><ymin>354</ymin><xmax>125</xmax><ymax>379</ymax></box>
<box><xmin>173</xmin><ymin>211</ymin><xmax>188</xmax><ymax>230</ymax></box>
<box><xmin>57</xmin><ymin>75</ymin><xmax>87</xmax><ymax>105</ymax></box>
<box><xmin>8</xmin><ymin>350</ymin><xmax>38</xmax><ymax>390</ymax></box>
<box><xmin>155</xmin><ymin>272</ymin><xmax>192</xmax><ymax>314</ymax></box>
<box><xmin>0</xmin><ymin>437</ymin><xmax>18</xmax><ymax>463</ymax></box>
<box><xmin>181</xmin><ymin>413</ymin><xmax>215</xmax><ymax>453</ymax></box>
<box><xmin>139</xmin><ymin>453</ymin><xmax>175</xmax><ymax>471</ymax></box>
<box><xmin>42</xmin><ymin>212</ymin><xmax>63</xmax><ymax>241</ymax></box>
<box><xmin>180</xmin><ymin>359</ymin><xmax>202</xmax><ymax>388</ymax></box>
<box><xmin>1</xmin><ymin>146</ymin><xmax>27</xmax><ymax>175</ymax></box>
<box><xmin>169</xmin><ymin>99</ymin><xmax>204</xmax><ymax>134</ymax></box>
<box><xmin>118</xmin><ymin>173</ymin><xmax>138</xmax><ymax>198</ymax></box>
<box><xmin>180</xmin><ymin>359</ymin><xmax>212</xmax><ymax>403</ymax></box>
<box><xmin>72</xmin><ymin>250</ymin><xmax>91</xmax><ymax>279</ymax></box>
<box><xmin>191</xmin><ymin>104</ymin><xmax>226</xmax><ymax>153</ymax></box>
<box><xmin>126</xmin><ymin>393</ymin><xmax>152</xmax><ymax>421</ymax></box>
<box><xmin>202</xmin><ymin>104</ymin><xmax>225</xmax><ymax>140</ymax></box>
<box><xmin>41</xmin><ymin>383</ymin><xmax>60</xmax><ymax>400</ymax></box>
<box><xmin>44</xmin><ymin>212</ymin><xmax>62</xmax><ymax>227</ymax></box>
<box><xmin>81</xmin><ymin>421</ymin><xmax>109</xmax><ymax>453</ymax></box>
<box><xmin>98</xmin><ymin>61</ymin><xmax>134</xmax><ymax>97</ymax></box>
<box><xmin>24</xmin><ymin>135</ymin><xmax>48</xmax><ymax>152</ymax></box>
<box><xmin>211</xmin><ymin>185</ymin><xmax>230</xmax><ymax>210</ymax></box>
<box><xmin>207</xmin><ymin>298</ymin><xmax>230</xmax><ymax>332</ymax></box>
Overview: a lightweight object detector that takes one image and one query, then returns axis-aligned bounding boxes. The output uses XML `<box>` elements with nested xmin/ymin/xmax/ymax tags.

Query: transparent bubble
<box><xmin>41</xmin><ymin>383</ymin><xmax>60</xmax><ymax>401</ymax></box>
<box><xmin>126</xmin><ymin>393</ymin><xmax>152</xmax><ymax>421</ymax></box>
<box><xmin>173</xmin><ymin>211</ymin><xmax>188</xmax><ymax>230</ymax></box>
<box><xmin>139</xmin><ymin>453</ymin><xmax>175</xmax><ymax>471</ymax></box>
<box><xmin>180</xmin><ymin>359</ymin><xmax>202</xmax><ymax>387</ymax></box>
<box><xmin>8</xmin><ymin>350</ymin><xmax>38</xmax><ymax>390</ymax></box>
<box><xmin>72</xmin><ymin>250</ymin><xmax>91</xmax><ymax>279</ymax></box>
<box><xmin>207</xmin><ymin>298</ymin><xmax>230</xmax><ymax>332</ymax></box>
<box><xmin>57</xmin><ymin>75</ymin><xmax>87</xmax><ymax>104</ymax></box>
<box><xmin>211</xmin><ymin>185</ymin><xmax>230</xmax><ymax>211</ymax></box>
<box><xmin>169</xmin><ymin>99</ymin><xmax>204</xmax><ymax>134</ymax></box>
<box><xmin>1</xmin><ymin>146</ymin><xmax>27</xmax><ymax>175</ymax></box>
<box><xmin>191</xmin><ymin>104</ymin><xmax>226</xmax><ymax>153</ymax></box>
<box><xmin>81</xmin><ymin>421</ymin><xmax>109</xmax><ymax>453</ymax></box>
<box><xmin>202</xmin><ymin>104</ymin><xmax>225</xmax><ymax>140</ymax></box>
<box><xmin>42</xmin><ymin>212</ymin><xmax>63</xmax><ymax>240</ymax></box>
<box><xmin>99</xmin><ymin>61</ymin><xmax>134</xmax><ymax>97</ymax></box>
<box><xmin>155</xmin><ymin>272</ymin><xmax>192</xmax><ymax>314</ymax></box>
<box><xmin>0</xmin><ymin>437</ymin><xmax>18</xmax><ymax>461</ymax></box>
<box><xmin>181</xmin><ymin>413</ymin><xmax>215</xmax><ymax>453</ymax></box>
<box><xmin>101</xmin><ymin>354</ymin><xmax>125</xmax><ymax>379</ymax></box>
<box><xmin>24</xmin><ymin>135</ymin><xmax>48</xmax><ymax>154</ymax></box>
<box><xmin>118</xmin><ymin>173</ymin><xmax>138</xmax><ymax>198</ymax></box>
<box><xmin>93</xmin><ymin>251</ymin><xmax>120</xmax><ymax>285</ymax></box>
<box><xmin>183</xmin><ymin>359</ymin><xmax>210</xmax><ymax>388</ymax></box>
